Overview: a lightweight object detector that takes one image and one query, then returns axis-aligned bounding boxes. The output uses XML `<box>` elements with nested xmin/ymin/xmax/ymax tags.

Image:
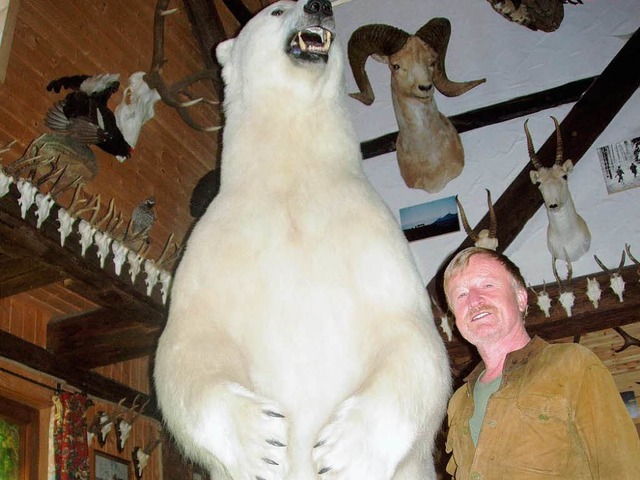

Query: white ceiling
<box><xmin>334</xmin><ymin>0</ymin><xmax>640</xmax><ymax>287</ymax></box>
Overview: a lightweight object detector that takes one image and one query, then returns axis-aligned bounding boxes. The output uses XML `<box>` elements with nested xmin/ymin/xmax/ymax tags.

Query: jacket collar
<box><xmin>464</xmin><ymin>335</ymin><xmax>549</xmax><ymax>385</ymax></box>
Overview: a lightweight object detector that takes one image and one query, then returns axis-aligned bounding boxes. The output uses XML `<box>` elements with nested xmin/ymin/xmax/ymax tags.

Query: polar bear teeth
<box><xmin>292</xmin><ymin>27</ymin><xmax>332</xmax><ymax>55</ymax></box>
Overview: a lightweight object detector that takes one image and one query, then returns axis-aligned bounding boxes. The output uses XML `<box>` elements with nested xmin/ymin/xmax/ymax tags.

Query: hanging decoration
<box><xmin>52</xmin><ymin>391</ymin><xmax>91</xmax><ymax>480</ymax></box>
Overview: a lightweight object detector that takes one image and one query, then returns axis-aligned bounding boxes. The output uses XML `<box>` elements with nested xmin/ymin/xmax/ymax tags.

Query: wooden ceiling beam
<box><xmin>0</xmin><ymin>185</ymin><xmax>166</xmax><ymax>317</ymax></box>
<box><xmin>47</xmin><ymin>308</ymin><xmax>163</xmax><ymax>369</ymax></box>
<box><xmin>0</xmin><ymin>329</ymin><xmax>159</xmax><ymax>419</ymax></box>
<box><xmin>0</xmin><ymin>255</ymin><xmax>66</xmax><ymax>298</ymax></box>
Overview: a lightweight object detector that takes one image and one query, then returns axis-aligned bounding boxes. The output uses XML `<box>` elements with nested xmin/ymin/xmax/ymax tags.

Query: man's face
<box><xmin>446</xmin><ymin>254</ymin><xmax>528</xmax><ymax>347</ymax></box>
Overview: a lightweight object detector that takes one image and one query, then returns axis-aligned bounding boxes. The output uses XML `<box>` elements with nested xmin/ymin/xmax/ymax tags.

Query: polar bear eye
<box><xmin>271</xmin><ymin>8</ymin><xmax>284</xmax><ymax>16</ymax></box>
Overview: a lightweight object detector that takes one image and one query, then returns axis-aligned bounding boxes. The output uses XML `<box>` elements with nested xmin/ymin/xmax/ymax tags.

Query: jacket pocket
<box><xmin>504</xmin><ymin>394</ymin><xmax>571</xmax><ymax>474</ymax></box>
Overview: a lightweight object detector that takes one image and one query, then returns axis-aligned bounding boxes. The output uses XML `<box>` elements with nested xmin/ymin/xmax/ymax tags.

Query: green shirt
<box><xmin>469</xmin><ymin>372</ymin><xmax>502</xmax><ymax>446</ymax></box>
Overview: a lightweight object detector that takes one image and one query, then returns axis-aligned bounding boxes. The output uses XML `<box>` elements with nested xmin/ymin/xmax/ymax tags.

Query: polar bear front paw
<box><xmin>312</xmin><ymin>395</ymin><xmax>407</xmax><ymax>480</ymax></box>
<box><xmin>196</xmin><ymin>383</ymin><xmax>288</xmax><ymax>480</ymax></box>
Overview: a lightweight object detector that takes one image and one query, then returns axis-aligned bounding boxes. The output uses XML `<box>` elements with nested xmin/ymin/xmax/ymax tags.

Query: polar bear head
<box><xmin>216</xmin><ymin>0</ymin><xmax>345</xmax><ymax>110</ymax></box>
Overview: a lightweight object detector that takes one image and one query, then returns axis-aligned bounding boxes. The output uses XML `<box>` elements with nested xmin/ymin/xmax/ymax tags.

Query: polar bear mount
<box><xmin>154</xmin><ymin>1</ymin><xmax>451</xmax><ymax>479</ymax></box>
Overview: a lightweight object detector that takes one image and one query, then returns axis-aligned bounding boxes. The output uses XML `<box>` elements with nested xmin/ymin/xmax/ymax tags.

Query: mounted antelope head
<box><xmin>456</xmin><ymin>189</ymin><xmax>498</xmax><ymax>250</ymax></box>
<box><xmin>348</xmin><ymin>18</ymin><xmax>485</xmax><ymax>192</ymax></box>
<box><xmin>594</xmin><ymin>251</ymin><xmax>626</xmax><ymax>302</ymax></box>
<box><xmin>132</xmin><ymin>436</ymin><xmax>163</xmax><ymax>480</ymax></box>
<box><xmin>526</xmin><ymin>116</ymin><xmax>591</xmax><ymax>262</ymax></box>
<box><xmin>115</xmin><ymin>394</ymin><xmax>150</xmax><ymax>452</ymax></box>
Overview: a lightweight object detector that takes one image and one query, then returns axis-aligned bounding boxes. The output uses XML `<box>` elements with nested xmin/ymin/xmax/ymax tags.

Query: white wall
<box><xmin>334</xmin><ymin>0</ymin><xmax>640</xmax><ymax>287</ymax></box>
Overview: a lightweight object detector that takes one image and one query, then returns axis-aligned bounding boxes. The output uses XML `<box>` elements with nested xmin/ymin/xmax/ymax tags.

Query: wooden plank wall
<box><xmin>0</xmin><ymin>0</ymin><xmax>221</xmax><ymax>263</ymax></box>
<box><xmin>0</xmin><ymin>357</ymin><xmax>164</xmax><ymax>479</ymax></box>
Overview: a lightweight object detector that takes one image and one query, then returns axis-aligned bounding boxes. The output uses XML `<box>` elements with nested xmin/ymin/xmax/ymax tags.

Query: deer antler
<box><xmin>144</xmin><ymin>0</ymin><xmax>221</xmax><ymax>132</ymax></box>
<box><xmin>613</xmin><ymin>326</ymin><xmax>640</xmax><ymax>353</ymax></box>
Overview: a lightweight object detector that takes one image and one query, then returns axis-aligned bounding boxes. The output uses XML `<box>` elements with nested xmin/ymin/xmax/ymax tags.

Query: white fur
<box><xmin>155</xmin><ymin>2</ymin><xmax>450</xmax><ymax>479</ymax></box>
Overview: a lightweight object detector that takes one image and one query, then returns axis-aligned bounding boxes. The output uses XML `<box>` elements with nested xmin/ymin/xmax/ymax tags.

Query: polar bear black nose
<box><xmin>304</xmin><ymin>0</ymin><xmax>333</xmax><ymax>17</ymax></box>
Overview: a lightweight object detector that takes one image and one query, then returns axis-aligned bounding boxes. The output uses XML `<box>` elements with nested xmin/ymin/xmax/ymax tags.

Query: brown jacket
<box><xmin>446</xmin><ymin>336</ymin><xmax>640</xmax><ymax>479</ymax></box>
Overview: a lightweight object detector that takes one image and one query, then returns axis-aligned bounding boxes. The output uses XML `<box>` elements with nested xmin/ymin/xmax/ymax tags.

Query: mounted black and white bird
<box><xmin>45</xmin><ymin>74</ymin><xmax>132</xmax><ymax>161</ymax></box>
<box><xmin>129</xmin><ymin>196</ymin><xmax>156</xmax><ymax>247</ymax></box>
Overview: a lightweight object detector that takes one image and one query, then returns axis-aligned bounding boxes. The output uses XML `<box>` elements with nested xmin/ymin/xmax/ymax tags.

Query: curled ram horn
<box><xmin>586</xmin><ymin>277</ymin><xmax>602</xmax><ymax>309</ymax></box>
<box><xmin>552</xmin><ymin>253</ymin><xmax>574</xmax><ymax>317</ymax></box>
<box><xmin>529</xmin><ymin>281</ymin><xmax>552</xmax><ymax>318</ymax></box>
<box><xmin>594</xmin><ymin>251</ymin><xmax>626</xmax><ymax>302</ymax></box>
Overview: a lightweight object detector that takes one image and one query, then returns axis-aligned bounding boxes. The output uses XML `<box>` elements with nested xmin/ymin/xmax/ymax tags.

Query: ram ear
<box><xmin>216</xmin><ymin>38</ymin><xmax>235</xmax><ymax>67</ymax></box>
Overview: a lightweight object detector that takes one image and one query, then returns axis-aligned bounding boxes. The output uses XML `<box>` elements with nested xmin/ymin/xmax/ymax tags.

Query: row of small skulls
<box><xmin>0</xmin><ymin>140</ymin><xmax>179</xmax><ymax>304</ymax></box>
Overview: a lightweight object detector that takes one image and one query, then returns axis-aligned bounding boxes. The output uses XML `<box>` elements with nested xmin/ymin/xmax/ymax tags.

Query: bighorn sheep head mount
<box><xmin>347</xmin><ymin>18</ymin><xmax>485</xmax><ymax>193</ymax></box>
<box><xmin>526</xmin><ymin>116</ymin><xmax>591</xmax><ymax>262</ymax></box>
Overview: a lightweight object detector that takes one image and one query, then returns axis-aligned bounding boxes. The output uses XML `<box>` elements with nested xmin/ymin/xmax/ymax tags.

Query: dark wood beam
<box><xmin>47</xmin><ymin>308</ymin><xmax>163</xmax><ymax>369</ymax></box>
<box><xmin>0</xmin><ymin>330</ymin><xmax>159</xmax><ymax>419</ymax></box>
<box><xmin>0</xmin><ymin>184</ymin><xmax>167</xmax><ymax>367</ymax></box>
<box><xmin>445</xmin><ymin>265</ymin><xmax>640</xmax><ymax>372</ymax></box>
<box><xmin>0</xmin><ymin>185</ymin><xmax>167</xmax><ymax>317</ymax></box>
<box><xmin>181</xmin><ymin>0</ymin><xmax>227</xmax><ymax>98</ymax></box>
<box><xmin>361</xmin><ymin>76</ymin><xmax>596</xmax><ymax>160</ymax></box>
<box><xmin>0</xmin><ymin>255</ymin><xmax>66</xmax><ymax>298</ymax></box>
<box><xmin>427</xmin><ymin>28</ymin><xmax>640</xmax><ymax>301</ymax></box>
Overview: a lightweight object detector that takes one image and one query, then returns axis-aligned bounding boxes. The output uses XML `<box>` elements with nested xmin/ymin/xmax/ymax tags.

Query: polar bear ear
<box><xmin>216</xmin><ymin>39</ymin><xmax>235</xmax><ymax>66</ymax></box>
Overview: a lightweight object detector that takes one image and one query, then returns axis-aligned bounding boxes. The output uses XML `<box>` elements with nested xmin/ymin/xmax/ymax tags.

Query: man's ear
<box><xmin>516</xmin><ymin>286</ymin><xmax>528</xmax><ymax>313</ymax></box>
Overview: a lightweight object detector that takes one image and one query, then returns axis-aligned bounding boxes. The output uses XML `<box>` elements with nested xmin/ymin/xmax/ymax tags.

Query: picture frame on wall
<box><xmin>94</xmin><ymin>451</ymin><xmax>131</xmax><ymax>480</ymax></box>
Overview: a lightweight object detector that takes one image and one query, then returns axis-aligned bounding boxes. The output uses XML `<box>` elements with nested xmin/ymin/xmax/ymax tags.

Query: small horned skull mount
<box><xmin>552</xmin><ymin>254</ymin><xmax>574</xmax><ymax>317</ymax></box>
<box><xmin>594</xmin><ymin>251</ymin><xmax>626</xmax><ymax>303</ymax></box>
<box><xmin>456</xmin><ymin>189</ymin><xmax>498</xmax><ymax>250</ymax></box>
<box><xmin>115</xmin><ymin>394</ymin><xmax>150</xmax><ymax>453</ymax></box>
<box><xmin>132</xmin><ymin>436</ymin><xmax>163</xmax><ymax>480</ymax></box>
<box><xmin>585</xmin><ymin>277</ymin><xmax>602</xmax><ymax>309</ymax></box>
<box><xmin>529</xmin><ymin>281</ymin><xmax>552</xmax><ymax>318</ymax></box>
<box><xmin>88</xmin><ymin>411</ymin><xmax>113</xmax><ymax>447</ymax></box>
<box><xmin>625</xmin><ymin>243</ymin><xmax>640</xmax><ymax>280</ymax></box>
<box><xmin>526</xmin><ymin>116</ymin><xmax>591</xmax><ymax>263</ymax></box>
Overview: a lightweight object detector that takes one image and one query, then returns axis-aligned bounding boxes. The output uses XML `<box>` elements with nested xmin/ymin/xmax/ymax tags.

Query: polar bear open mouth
<box><xmin>287</xmin><ymin>26</ymin><xmax>333</xmax><ymax>63</ymax></box>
